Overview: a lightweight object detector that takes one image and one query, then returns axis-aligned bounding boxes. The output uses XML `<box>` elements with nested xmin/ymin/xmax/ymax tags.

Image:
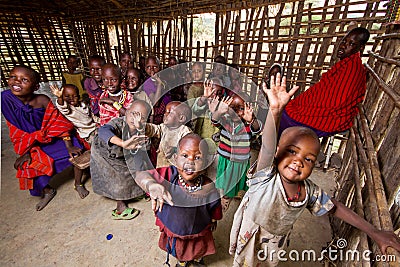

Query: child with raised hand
<box><xmin>84</xmin><ymin>55</ymin><xmax>106</xmax><ymax>117</ymax></box>
<box><xmin>99</xmin><ymin>63</ymin><xmax>134</xmax><ymax>126</ymax></box>
<box><xmin>229</xmin><ymin>74</ymin><xmax>400</xmax><ymax>266</ymax></box>
<box><xmin>2</xmin><ymin>65</ymin><xmax>87</xmax><ymax>209</ymax></box>
<box><xmin>135</xmin><ymin>133</ymin><xmax>222</xmax><ymax>267</ymax></box>
<box><xmin>50</xmin><ymin>83</ymin><xmax>98</xmax><ymax>144</ymax></box>
<box><xmin>141</xmin><ymin>101</ymin><xmax>192</xmax><ymax>168</ymax></box>
<box><xmin>91</xmin><ymin>100</ymin><xmax>153</xmax><ymax>220</ymax></box>
<box><xmin>209</xmin><ymin>91</ymin><xmax>261</xmax><ymax>211</ymax></box>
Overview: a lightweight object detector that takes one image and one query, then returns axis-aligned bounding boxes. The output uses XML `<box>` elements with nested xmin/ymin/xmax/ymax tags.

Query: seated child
<box><xmin>209</xmin><ymin>91</ymin><xmax>261</xmax><ymax>211</ymax></box>
<box><xmin>135</xmin><ymin>133</ymin><xmax>223</xmax><ymax>267</ymax></box>
<box><xmin>62</xmin><ymin>55</ymin><xmax>85</xmax><ymax>97</ymax></box>
<box><xmin>143</xmin><ymin>101</ymin><xmax>192</xmax><ymax>168</ymax></box>
<box><xmin>99</xmin><ymin>63</ymin><xmax>134</xmax><ymax>126</ymax></box>
<box><xmin>229</xmin><ymin>74</ymin><xmax>400</xmax><ymax>266</ymax></box>
<box><xmin>1</xmin><ymin>65</ymin><xmax>87</xmax><ymax>209</ymax></box>
<box><xmin>84</xmin><ymin>55</ymin><xmax>105</xmax><ymax>117</ymax></box>
<box><xmin>50</xmin><ymin>84</ymin><xmax>98</xmax><ymax>144</ymax></box>
<box><xmin>91</xmin><ymin>100</ymin><xmax>153</xmax><ymax>219</ymax></box>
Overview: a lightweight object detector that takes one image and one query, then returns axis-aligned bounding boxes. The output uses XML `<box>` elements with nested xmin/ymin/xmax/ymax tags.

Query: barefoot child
<box><xmin>135</xmin><ymin>134</ymin><xmax>222</xmax><ymax>266</ymax></box>
<box><xmin>229</xmin><ymin>74</ymin><xmax>400</xmax><ymax>266</ymax></box>
<box><xmin>91</xmin><ymin>100</ymin><xmax>152</xmax><ymax>219</ymax></box>
<box><xmin>1</xmin><ymin>65</ymin><xmax>87</xmax><ymax>209</ymax></box>
<box><xmin>99</xmin><ymin>63</ymin><xmax>134</xmax><ymax>126</ymax></box>
<box><xmin>209</xmin><ymin>92</ymin><xmax>261</xmax><ymax>211</ymax></box>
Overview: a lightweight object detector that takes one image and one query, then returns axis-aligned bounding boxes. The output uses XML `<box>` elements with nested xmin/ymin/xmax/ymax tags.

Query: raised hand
<box><xmin>49</xmin><ymin>84</ymin><xmax>63</xmax><ymax>98</ymax></box>
<box><xmin>203</xmin><ymin>79</ymin><xmax>216</xmax><ymax>98</ymax></box>
<box><xmin>121</xmin><ymin>135</ymin><xmax>148</xmax><ymax>150</ymax></box>
<box><xmin>148</xmin><ymin>182</ymin><xmax>173</xmax><ymax>212</ymax></box>
<box><xmin>207</xmin><ymin>96</ymin><xmax>220</xmax><ymax>113</ymax></box>
<box><xmin>219</xmin><ymin>95</ymin><xmax>233</xmax><ymax>114</ymax></box>
<box><xmin>132</xmin><ymin>111</ymin><xmax>143</xmax><ymax>130</ymax></box>
<box><xmin>243</xmin><ymin>102</ymin><xmax>254</xmax><ymax>123</ymax></box>
<box><xmin>262</xmin><ymin>73</ymin><xmax>299</xmax><ymax>115</ymax></box>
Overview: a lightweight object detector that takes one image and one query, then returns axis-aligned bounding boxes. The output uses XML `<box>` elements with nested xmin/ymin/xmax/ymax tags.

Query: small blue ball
<box><xmin>106</xmin><ymin>234</ymin><xmax>113</xmax><ymax>240</ymax></box>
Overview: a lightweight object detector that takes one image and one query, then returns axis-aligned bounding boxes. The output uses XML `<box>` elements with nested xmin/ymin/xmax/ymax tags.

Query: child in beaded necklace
<box><xmin>135</xmin><ymin>133</ymin><xmax>222</xmax><ymax>267</ymax></box>
<box><xmin>98</xmin><ymin>63</ymin><xmax>134</xmax><ymax>126</ymax></box>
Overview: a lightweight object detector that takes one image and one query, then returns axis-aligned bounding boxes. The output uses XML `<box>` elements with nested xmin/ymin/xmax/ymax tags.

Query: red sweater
<box><xmin>285</xmin><ymin>52</ymin><xmax>366</xmax><ymax>132</ymax></box>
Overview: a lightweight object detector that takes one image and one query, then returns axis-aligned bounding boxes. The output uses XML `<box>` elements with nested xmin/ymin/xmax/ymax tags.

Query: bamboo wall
<box><xmin>331</xmin><ymin>25</ymin><xmax>400</xmax><ymax>266</ymax></box>
<box><xmin>0</xmin><ymin>0</ymin><xmax>387</xmax><ymax>92</ymax></box>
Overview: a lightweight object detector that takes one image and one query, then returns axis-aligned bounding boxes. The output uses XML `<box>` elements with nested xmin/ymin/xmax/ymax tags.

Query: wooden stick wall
<box><xmin>0</xmin><ymin>0</ymin><xmax>387</xmax><ymax>89</ymax></box>
<box><xmin>331</xmin><ymin>26</ymin><xmax>400</xmax><ymax>266</ymax></box>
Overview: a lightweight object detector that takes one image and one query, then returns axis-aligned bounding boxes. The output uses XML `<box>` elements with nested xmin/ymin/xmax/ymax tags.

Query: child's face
<box><xmin>102</xmin><ymin>67</ymin><xmax>121</xmax><ymax>94</ymax></box>
<box><xmin>145</xmin><ymin>58</ymin><xmax>160</xmax><ymax>77</ymax></box>
<box><xmin>337</xmin><ymin>32</ymin><xmax>363</xmax><ymax>60</ymax></box>
<box><xmin>212</xmin><ymin>63</ymin><xmax>225</xmax><ymax>77</ymax></box>
<box><xmin>89</xmin><ymin>59</ymin><xmax>103</xmax><ymax>82</ymax></box>
<box><xmin>275</xmin><ymin>133</ymin><xmax>320</xmax><ymax>183</ymax></box>
<box><xmin>8</xmin><ymin>67</ymin><xmax>38</xmax><ymax>97</ymax></box>
<box><xmin>163</xmin><ymin>102</ymin><xmax>181</xmax><ymax>127</ymax></box>
<box><xmin>125</xmin><ymin>102</ymin><xmax>149</xmax><ymax>131</ymax></box>
<box><xmin>66</xmin><ymin>57</ymin><xmax>79</xmax><ymax>72</ymax></box>
<box><xmin>191</xmin><ymin>64</ymin><xmax>204</xmax><ymax>82</ymax></box>
<box><xmin>228</xmin><ymin>96</ymin><xmax>245</xmax><ymax>121</ymax></box>
<box><xmin>126</xmin><ymin>69</ymin><xmax>140</xmax><ymax>91</ymax></box>
<box><xmin>62</xmin><ymin>85</ymin><xmax>80</xmax><ymax>106</ymax></box>
<box><xmin>168</xmin><ymin>58</ymin><xmax>178</xmax><ymax>68</ymax></box>
<box><xmin>175</xmin><ymin>137</ymin><xmax>206</xmax><ymax>182</ymax></box>
<box><xmin>119</xmin><ymin>55</ymin><xmax>133</xmax><ymax>72</ymax></box>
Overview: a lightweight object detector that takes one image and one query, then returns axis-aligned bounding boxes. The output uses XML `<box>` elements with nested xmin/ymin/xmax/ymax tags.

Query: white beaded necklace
<box><xmin>108</xmin><ymin>90</ymin><xmax>122</xmax><ymax>97</ymax></box>
<box><xmin>178</xmin><ymin>175</ymin><xmax>202</xmax><ymax>193</ymax></box>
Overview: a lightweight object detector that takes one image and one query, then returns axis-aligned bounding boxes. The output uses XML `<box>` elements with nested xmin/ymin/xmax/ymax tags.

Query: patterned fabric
<box><xmin>1</xmin><ymin>90</ymin><xmax>77</xmax><ymax>190</ymax></box>
<box><xmin>285</xmin><ymin>52</ymin><xmax>366</xmax><ymax>132</ymax></box>
<box><xmin>212</xmin><ymin>115</ymin><xmax>261</xmax><ymax>162</ymax></box>
<box><xmin>83</xmin><ymin>77</ymin><xmax>103</xmax><ymax>116</ymax></box>
<box><xmin>99</xmin><ymin>90</ymin><xmax>134</xmax><ymax>126</ymax></box>
<box><xmin>215</xmin><ymin>156</ymin><xmax>249</xmax><ymax>197</ymax></box>
<box><xmin>230</xmin><ymin>166</ymin><xmax>334</xmax><ymax>266</ymax></box>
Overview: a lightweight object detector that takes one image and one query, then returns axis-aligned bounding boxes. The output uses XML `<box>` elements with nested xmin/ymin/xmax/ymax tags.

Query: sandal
<box><xmin>111</xmin><ymin>207</ymin><xmax>140</xmax><ymax>220</ymax></box>
<box><xmin>36</xmin><ymin>188</ymin><xmax>57</xmax><ymax>211</ymax></box>
<box><xmin>221</xmin><ymin>197</ymin><xmax>232</xmax><ymax>212</ymax></box>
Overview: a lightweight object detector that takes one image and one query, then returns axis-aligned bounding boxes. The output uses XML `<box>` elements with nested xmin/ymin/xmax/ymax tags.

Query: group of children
<box><xmin>2</xmin><ymin>26</ymin><xmax>400</xmax><ymax>267</ymax></box>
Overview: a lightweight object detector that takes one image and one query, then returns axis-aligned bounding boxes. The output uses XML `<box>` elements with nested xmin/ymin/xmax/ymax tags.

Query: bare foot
<box><xmin>221</xmin><ymin>197</ymin><xmax>232</xmax><ymax>212</ymax></box>
<box><xmin>36</xmin><ymin>188</ymin><xmax>57</xmax><ymax>211</ymax></box>
<box><xmin>74</xmin><ymin>184</ymin><xmax>90</xmax><ymax>199</ymax></box>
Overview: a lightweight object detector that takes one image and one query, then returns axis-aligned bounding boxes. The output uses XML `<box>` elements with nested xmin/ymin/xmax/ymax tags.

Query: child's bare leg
<box><xmin>116</xmin><ymin>200</ymin><xmax>128</xmax><ymax>213</ymax></box>
<box><xmin>36</xmin><ymin>185</ymin><xmax>57</xmax><ymax>211</ymax></box>
<box><xmin>74</xmin><ymin>166</ymin><xmax>89</xmax><ymax>199</ymax></box>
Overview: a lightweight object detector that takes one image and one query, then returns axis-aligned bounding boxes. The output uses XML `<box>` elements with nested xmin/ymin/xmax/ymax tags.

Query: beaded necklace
<box><xmin>287</xmin><ymin>182</ymin><xmax>301</xmax><ymax>202</ymax></box>
<box><xmin>178</xmin><ymin>175</ymin><xmax>202</xmax><ymax>193</ymax></box>
<box><xmin>108</xmin><ymin>90</ymin><xmax>127</xmax><ymax>104</ymax></box>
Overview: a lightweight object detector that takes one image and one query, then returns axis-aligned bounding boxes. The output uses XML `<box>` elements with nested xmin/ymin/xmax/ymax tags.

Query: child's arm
<box><xmin>256</xmin><ymin>74</ymin><xmax>299</xmax><ymax>171</ymax></box>
<box><xmin>243</xmin><ymin>102</ymin><xmax>260</xmax><ymax>133</ymax></box>
<box><xmin>49</xmin><ymin>84</ymin><xmax>64</xmax><ymax>106</ymax></box>
<box><xmin>135</xmin><ymin>170</ymin><xmax>173</xmax><ymax>212</ymax></box>
<box><xmin>331</xmin><ymin>198</ymin><xmax>400</xmax><ymax>255</ymax></box>
<box><xmin>196</xmin><ymin>79</ymin><xmax>215</xmax><ymax>107</ymax></box>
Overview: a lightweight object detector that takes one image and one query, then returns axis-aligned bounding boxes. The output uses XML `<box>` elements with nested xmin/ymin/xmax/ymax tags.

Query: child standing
<box><xmin>209</xmin><ymin>92</ymin><xmax>261</xmax><ymax>211</ymax></box>
<box><xmin>62</xmin><ymin>55</ymin><xmax>85</xmax><ymax>97</ymax></box>
<box><xmin>84</xmin><ymin>55</ymin><xmax>105</xmax><ymax>117</ymax></box>
<box><xmin>135</xmin><ymin>133</ymin><xmax>222</xmax><ymax>267</ymax></box>
<box><xmin>2</xmin><ymin>65</ymin><xmax>87</xmax><ymax>209</ymax></box>
<box><xmin>229</xmin><ymin>74</ymin><xmax>400</xmax><ymax>266</ymax></box>
<box><xmin>143</xmin><ymin>101</ymin><xmax>192</xmax><ymax>168</ymax></box>
<box><xmin>91</xmin><ymin>100</ymin><xmax>152</xmax><ymax>219</ymax></box>
<box><xmin>99</xmin><ymin>63</ymin><xmax>134</xmax><ymax>126</ymax></box>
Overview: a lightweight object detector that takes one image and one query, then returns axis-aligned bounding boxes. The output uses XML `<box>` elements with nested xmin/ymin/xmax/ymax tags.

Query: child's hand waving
<box><xmin>148</xmin><ymin>182</ymin><xmax>173</xmax><ymax>212</ymax></box>
<box><xmin>203</xmin><ymin>79</ymin><xmax>215</xmax><ymax>98</ymax></box>
<box><xmin>50</xmin><ymin>84</ymin><xmax>63</xmax><ymax>98</ymax></box>
<box><xmin>262</xmin><ymin>73</ymin><xmax>299</xmax><ymax>115</ymax></box>
<box><xmin>243</xmin><ymin>102</ymin><xmax>254</xmax><ymax>123</ymax></box>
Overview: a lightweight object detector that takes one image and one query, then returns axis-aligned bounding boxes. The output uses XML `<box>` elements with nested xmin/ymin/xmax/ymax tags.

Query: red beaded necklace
<box><xmin>287</xmin><ymin>182</ymin><xmax>301</xmax><ymax>202</ymax></box>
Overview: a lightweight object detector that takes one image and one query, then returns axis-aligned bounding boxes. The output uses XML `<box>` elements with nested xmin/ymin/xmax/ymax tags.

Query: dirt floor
<box><xmin>0</xmin><ymin>88</ymin><xmax>337</xmax><ymax>266</ymax></box>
